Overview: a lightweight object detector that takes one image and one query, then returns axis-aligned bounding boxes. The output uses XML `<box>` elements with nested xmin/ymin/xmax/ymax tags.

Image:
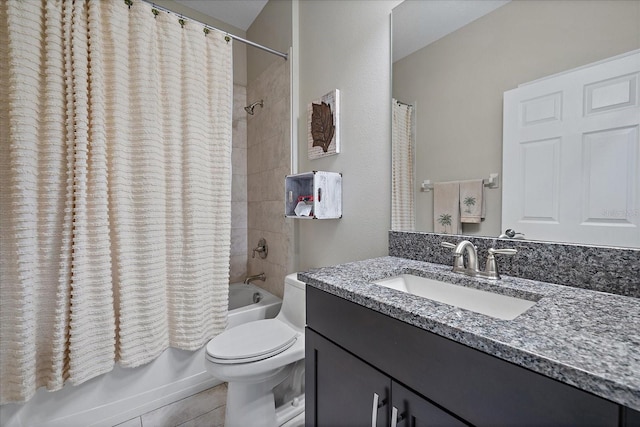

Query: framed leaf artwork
<box><xmin>308</xmin><ymin>89</ymin><xmax>340</xmax><ymax>159</ymax></box>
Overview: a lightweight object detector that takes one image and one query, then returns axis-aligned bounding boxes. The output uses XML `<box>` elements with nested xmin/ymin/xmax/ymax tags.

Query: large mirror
<box><xmin>391</xmin><ymin>0</ymin><xmax>640</xmax><ymax>247</ymax></box>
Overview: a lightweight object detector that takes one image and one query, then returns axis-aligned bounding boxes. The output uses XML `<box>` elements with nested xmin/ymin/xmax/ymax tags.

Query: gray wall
<box><xmin>247</xmin><ymin>0</ymin><xmax>293</xmax><ymax>85</ymax></box>
<box><xmin>393</xmin><ymin>0</ymin><xmax>640</xmax><ymax>235</ymax></box>
<box><xmin>296</xmin><ymin>0</ymin><xmax>400</xmax><ymax>271</ymax></box>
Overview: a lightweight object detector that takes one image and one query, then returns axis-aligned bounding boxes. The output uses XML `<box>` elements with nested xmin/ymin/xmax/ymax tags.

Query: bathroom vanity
<box><xmin>302</xmin><ymin>256</ymin><xmax>640</xmax><ymax>426</ymax></box>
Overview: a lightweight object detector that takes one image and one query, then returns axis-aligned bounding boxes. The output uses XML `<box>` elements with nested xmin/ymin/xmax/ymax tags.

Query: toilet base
<box><xmin>275</xmin><ymin>394</ymin><xmax>305</xmax><ymax>426</ymax></box>
<box><xmin>280</xmin><ymin>410</ymin><xmax>305</xmax><ymax>427</ymax></box>
<box><xmin>224</xmin><ymin>366</ymin><xmax>291</xmax><ymax>427</ymax></box>
<box><xmin>225</xmin><ymin>381</ymin><xmax>277</xmax><ymax>427</ymax></box>
<box><xmin>225</xmin><ymin>383</ymin><xmax>305</xmax><ymax>427</ymax></box>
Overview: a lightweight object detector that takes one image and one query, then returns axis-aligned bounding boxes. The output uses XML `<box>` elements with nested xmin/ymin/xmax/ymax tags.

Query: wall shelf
<box><xmin>285</xmin><ymin>171</ymin><xmax>342</xmax><ymax>219</ymax></box>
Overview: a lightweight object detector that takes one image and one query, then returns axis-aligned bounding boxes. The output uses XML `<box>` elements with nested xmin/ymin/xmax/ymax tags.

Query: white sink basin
<box><xmin>374</xmin><ymin>274</ymin><xmax>535</xmax><ymax>320</ymax></box>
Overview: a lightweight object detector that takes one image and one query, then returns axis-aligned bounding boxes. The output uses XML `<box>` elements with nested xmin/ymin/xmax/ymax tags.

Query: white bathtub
<box><xmin>1</xmin><ymin>283</ymin><xmax>282</xmax><ymax>427</ymax></box>
<box><xmin>227</xmin><ymin>282</ymin><xmax>282</xmax><ymax>329</ymax></box>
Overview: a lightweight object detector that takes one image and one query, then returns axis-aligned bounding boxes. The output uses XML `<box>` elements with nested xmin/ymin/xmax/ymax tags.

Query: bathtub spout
<box><xmin>244</xmin><ymin>272</ymin><xmax>266</xmax><ymax>284</ymax></box>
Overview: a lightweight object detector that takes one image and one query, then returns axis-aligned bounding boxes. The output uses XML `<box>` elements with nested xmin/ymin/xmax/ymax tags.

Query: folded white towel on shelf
<box><xmin>459</xmin><ymin>179</ymin><xmax>485</xmax><ymax>223</ymax></box>
<box><xmin>433</xmin><ymin>181</ymin><xmax>461</xmax><ymax>234</ymax></box>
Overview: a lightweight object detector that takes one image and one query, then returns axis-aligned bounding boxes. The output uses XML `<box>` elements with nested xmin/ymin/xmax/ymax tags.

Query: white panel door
<box><xmin>503</xmin><ymin>50</ymin><xmax>640</xmax><ymax>247</ymax></box>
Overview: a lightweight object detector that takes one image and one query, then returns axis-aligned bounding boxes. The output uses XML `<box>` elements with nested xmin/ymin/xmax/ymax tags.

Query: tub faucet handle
<box><xmin>252</xmin><ymin>238</ymin><xmax>268</xmax><ymax>259</ymax></box>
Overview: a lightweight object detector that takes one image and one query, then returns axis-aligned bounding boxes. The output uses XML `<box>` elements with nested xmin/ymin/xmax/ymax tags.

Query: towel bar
<box><xmin>420</xmin><ymin>173</ymin><xmax>499</xmax><ymax>192</ymax></box>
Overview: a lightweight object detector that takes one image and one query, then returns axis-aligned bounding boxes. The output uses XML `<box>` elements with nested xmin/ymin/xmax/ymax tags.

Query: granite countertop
<box><xmin>299</xmin><ymin>256</ymin><xmax>640</xmax><ymax>411</ymax></box>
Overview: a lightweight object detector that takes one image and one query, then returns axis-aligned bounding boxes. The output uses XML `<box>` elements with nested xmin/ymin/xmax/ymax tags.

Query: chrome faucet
<box><xmin>441</xmin><ymin>241</ymin><xmax>516</xmax><ymax>280</ymax></box>
<box><xmin>244</xmin><ymin>272</ymin><xmax>266</xmax><ymax>284</ymax></box>
<box><xmin>441</xmin><ymin>240</ymin><xmax>478</xmax><ymax>276</ymax></box>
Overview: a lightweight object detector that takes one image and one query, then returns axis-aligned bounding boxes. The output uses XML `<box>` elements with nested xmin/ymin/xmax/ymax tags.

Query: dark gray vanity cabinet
<box><xmin>307</xmin><ymin>328</ymin><xmax>467</xmax><ymax>427</ymax></box>
<box><xmin>306</xmin><ymin>286</ymin><xmax>623</xmax><ymax>427</ymax></box>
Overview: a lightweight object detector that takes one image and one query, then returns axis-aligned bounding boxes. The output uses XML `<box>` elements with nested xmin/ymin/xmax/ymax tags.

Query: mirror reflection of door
<box><xmin>503</xmin><ymin>51</ymin><xmax>640</xmax><ymax>248</ymax></box>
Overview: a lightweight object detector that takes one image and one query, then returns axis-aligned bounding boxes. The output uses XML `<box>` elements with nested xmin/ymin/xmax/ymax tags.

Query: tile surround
<box><xmin>230</xmin><ymin>84</ymin><xmax>248</xmax><ymax>284</ymax></box>
<box><xmin>246</xmin><ymin>58</ymin><xmax>293</xmax><ymax>298</ymax></box>
<box><xmin>232</xmin><ymin>56</ymin><xmax>294</xmax><ymax>293</ymax></box>
<box><xmin>389</xmin><ymin>231</ymin><xmax>640</xmax><ymax>298</ymax></box>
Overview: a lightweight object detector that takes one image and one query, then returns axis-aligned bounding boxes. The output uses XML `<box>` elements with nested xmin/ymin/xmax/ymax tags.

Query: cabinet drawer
<box><xmin>307</xmin><ymin>286</ymin><xmax>619</xmax><ymax>426</ymax></box>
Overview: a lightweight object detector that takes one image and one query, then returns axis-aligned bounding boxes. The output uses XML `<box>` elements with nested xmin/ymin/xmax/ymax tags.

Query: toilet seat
<box><xmin>206</xmin><ymin>319</ymin><xmax>298</xmax><ymax>364</ymax></box>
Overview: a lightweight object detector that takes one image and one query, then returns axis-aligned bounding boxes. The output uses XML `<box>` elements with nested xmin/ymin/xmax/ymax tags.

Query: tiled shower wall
<box><xmin>246</xmin><ymin>58</ymin><xmax>293</xmax><ymax>298</ymax></box>
<box><xmin>230</xmin><ymin>84</ymin><xmax>248</xmax><ymax>284</ymax></box>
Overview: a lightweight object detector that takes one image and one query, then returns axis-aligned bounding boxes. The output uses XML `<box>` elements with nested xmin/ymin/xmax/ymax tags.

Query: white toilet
<box><xmin>205</xmin><ymin>274</ymin><xmax>305</xmax><ymax>427</ymax></box>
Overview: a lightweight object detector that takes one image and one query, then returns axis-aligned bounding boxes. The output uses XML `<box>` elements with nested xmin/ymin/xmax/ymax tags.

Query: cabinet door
<box><xmin>306</xmin><ymin>328</ymin><xmax>390</xmax><ymax>427</ymax></box>
<box><xmin>391</xmin><ymin>382</ymin><xmax>469</xmax><ymax>427</ymax></box>
<box><xmin>625</xmin><ymin>407</ymin><xmax>640</xmax><ymax>427</ymax></box>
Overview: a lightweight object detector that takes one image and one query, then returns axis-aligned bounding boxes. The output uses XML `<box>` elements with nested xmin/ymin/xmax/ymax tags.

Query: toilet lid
<box><xmin>206</xmin><ymin>319</ymin><xmax>298</xmax><ymax>364</ymax></box>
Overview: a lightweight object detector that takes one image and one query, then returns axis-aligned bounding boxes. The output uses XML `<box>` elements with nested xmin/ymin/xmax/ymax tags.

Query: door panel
<box><xmin>503</xmin><ymin>50</ymin><xmax>640</xmax><ymax>247</ymax></box>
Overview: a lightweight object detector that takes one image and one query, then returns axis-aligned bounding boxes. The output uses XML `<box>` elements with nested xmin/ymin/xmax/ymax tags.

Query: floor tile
<box><xmin>114</xmin><ymin>417</ymin><xmax>142</xmax><ymax>427</ymax></box>
<box><xmin>176</xmin><ymin>406</ymin><xmax>225</xmax><ymax>427</ymax></box>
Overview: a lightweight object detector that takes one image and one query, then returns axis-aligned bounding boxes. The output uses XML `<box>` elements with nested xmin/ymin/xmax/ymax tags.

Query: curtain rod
<box><xmin>139</xmin><ymin>0</ymin><xmax>288</xmax><ymax>60</ymax></box>
<box><xmin>395</xmin><ymin>100</ymin><xmax>412</xmax><ymax>107</ymax></box>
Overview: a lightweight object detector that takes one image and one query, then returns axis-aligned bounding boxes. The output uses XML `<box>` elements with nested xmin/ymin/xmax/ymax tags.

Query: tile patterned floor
<box><xmin>114</xmin><ymin>384</ymin><xmax>227</xmax><ymax>427</ymax></box>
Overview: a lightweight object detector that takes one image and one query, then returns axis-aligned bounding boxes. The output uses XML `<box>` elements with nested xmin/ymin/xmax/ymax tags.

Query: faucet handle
<box><xmin>482</xmin><ymin>247</ymin><xmax>517</xmax><ymax>279</ymax></box>
<box><xmin>252</xmin><ymin>237</ymin><xmax>268</xmax><ymax>259</ymax></box>
<box><xmin>440</xmin><ymin>241</ymin><xmax>456</xmax><ymax>250</ymax></box>
<box><xmin>488</xmin><ymin>248</ymin><xmax>517</xmax><ymax>256</ymax></box>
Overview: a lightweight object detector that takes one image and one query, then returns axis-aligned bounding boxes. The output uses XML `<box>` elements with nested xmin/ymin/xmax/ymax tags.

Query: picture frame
<box><xmin>307</xmin><ymin>89</ymin><xmax>340</xmax><ymax>159</ymax></box>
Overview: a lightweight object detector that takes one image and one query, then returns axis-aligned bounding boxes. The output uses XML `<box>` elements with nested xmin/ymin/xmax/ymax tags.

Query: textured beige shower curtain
<box><xmin>0</xmin><ymin>0</ymin><xmax>232</xmax><ymax>404</ymax></box>
<box><xmin>392</xmin><ymin>99</ymin><xmax>415</xmax><ymax>231</ymax></box>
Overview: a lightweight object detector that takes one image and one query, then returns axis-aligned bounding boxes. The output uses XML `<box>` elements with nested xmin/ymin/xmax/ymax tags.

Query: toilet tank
<box><xmin>276</xmin><ymin>274</ymin><xmax>306</xmax><ymax>330</ymax></box>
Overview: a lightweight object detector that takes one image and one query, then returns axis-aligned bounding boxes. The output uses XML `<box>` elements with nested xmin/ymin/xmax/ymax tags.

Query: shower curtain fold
<box><xmin>0</xmin><ymin>0</ymin><xmax>232</xmax><ymax>404</ymax></box>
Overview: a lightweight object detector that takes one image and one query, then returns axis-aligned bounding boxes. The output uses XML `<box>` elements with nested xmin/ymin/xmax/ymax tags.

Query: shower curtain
<box><xmin>392</xmin><ymin>99</ymin><xmax>415</xmax><ymax>231</ymax></box>
<box><xmin>0</xmin><ymin>0</ymin><xmax>232</xmax><ymax>404</ymax></box>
